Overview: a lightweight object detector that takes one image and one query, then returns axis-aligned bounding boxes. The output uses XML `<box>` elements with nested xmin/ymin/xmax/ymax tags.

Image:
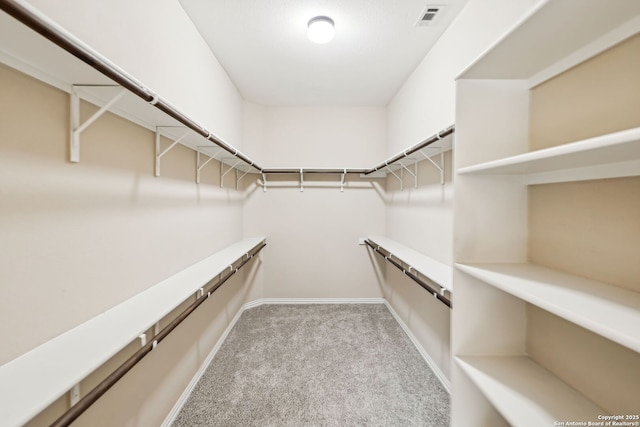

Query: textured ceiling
<box><xmin>179</xmin><ymin>0</ymin><xmax>469</xmax><ymax>106</ymax></box>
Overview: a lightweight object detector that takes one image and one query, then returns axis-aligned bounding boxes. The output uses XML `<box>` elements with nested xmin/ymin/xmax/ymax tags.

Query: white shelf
<box><xmin>365</xmin><ymin>134</ymin><xmax>453</xmax><ymax>178</ymax></box>
<box><xmin>458</xmin><ymin>0</ymin><xmax>640</xmax><ymax>80</ymax></box>
<box><xmin>457</xmin><ymin>127</ymin><xmax>640</xmax><ymax>181</ymax></box>
<box><xmin>0</xmin><ymin>237</ymin><xmax>265</xmax><ymax>427</ymax></box>
<box><xmin>368</xmin><ymin>236</ymin><xmax>452</xmax><ymax>292</ymax></box>
<box><xmin>456</xmin><ymin>356</ymin><xmax>605</xmax><ymax>427</ymax></box>
<box><xmin>456</xmin><ymin>262</ymin><xmax>640</xmax><ymax>353</ymax></box>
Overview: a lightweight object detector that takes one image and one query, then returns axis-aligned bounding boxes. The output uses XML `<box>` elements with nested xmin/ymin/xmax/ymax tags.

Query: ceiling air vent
<box><xmin>417</xmin><ymin>5</ymin><xmax>444</xmax><ymax>26</ymax></box>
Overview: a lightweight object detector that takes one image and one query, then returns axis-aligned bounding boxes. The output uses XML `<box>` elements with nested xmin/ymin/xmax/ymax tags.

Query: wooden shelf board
<box><xmin>0</xmin><ymin>237</ymin><xmax>265</xmax><ymax>427</ymax></box>
<box><xmin>457</xmin><ymin>127</ymin><xmax>640</xmax><ymax>177</ymax></box>
<box><xmin>456</xmin><ymin>355</ymin><xmax>605</xmax><ymax>427</ymax></box>
<box><xmin>456</xmin><ymin>262</ymin><xmax>640</xmax><ymax>353</ymax></box>
<box><xmin>368</xmin><ymin>236</ymin><xmax>452</xmax><ymax>292</ymax></box>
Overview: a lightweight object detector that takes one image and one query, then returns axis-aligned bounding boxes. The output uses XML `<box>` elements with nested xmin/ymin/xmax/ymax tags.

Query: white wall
<box><xmin>383</xmin><ymin>0</ymin><xmax>541</xmax><ymax>382</ymax></box>
<box><xmin>24</xmin><ymin>0</ymin><xmax>244</xmax><ymax>147</ymax></box>
<box><xmin>243</xmin><ymin>103</ymin><xmax>387</xmax><ymax>300</ymax></box>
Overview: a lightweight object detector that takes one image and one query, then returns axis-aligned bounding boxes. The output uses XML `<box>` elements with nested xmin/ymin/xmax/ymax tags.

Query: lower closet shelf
<box><xmin>455</xmin><ymin>263</ymin><xmax>640</xmax><ymax>353</ymax></box>
<box><xmin>456</xmin><ymin>356</ymin><xmax>605</xmax><ymax>427</ymax></box>
<box><xmin>0</xmin><ymin>237</ymin><xmax>266</xmax><ymax>427</ymax></box>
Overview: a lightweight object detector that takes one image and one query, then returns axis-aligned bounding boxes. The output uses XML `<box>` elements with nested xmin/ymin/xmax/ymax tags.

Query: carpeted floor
<box><xmin>171</xmin><ymin>304</ymin><xmax>450</xmax><ymax>427</ymax></box>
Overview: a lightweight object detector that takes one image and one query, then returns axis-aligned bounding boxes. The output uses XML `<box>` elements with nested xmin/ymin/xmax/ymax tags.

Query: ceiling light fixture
<box><xmin>307</xmin><ymin>16</ymin><xmax>335</xmax><ymax>44</ymax></box>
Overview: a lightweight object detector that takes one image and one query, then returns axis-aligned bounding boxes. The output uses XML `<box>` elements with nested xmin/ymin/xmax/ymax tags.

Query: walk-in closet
<box><xmin>1</xmin><ymin>0</ymin><xmax>638</xmax><ymax>426</ymax></box>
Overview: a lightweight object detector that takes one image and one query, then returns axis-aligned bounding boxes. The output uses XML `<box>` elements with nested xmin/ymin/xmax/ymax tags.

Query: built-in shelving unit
<box><xmin>453</xmin><ymin>0</ymin><xmax>640</xmax><ymax>425</ymax></box>
<box><xmin>0</xmin><ymin>237</ymin><xmax>266</xmax><ymax>427</ymax></box>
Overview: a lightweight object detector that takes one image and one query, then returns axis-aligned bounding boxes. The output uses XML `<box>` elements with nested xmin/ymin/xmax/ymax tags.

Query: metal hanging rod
<box><xmin>364</xmin><ymin>239</ymin><xmax>452</xmax><ymax>308</ymax></box>
<box><xmin>0</xmin><ymin>0</ymin><xmax>263</xmax><ymax>173</ymax></box>
<box><xmin>261</xmin><ymin>168</ymin><xmax>368</xmax><ymax>174</ymax></box>
<box><xmin>48</xmin><ymin>241</ymin><xmax>266</xmax><ymax>427</ymax></box>
<box><xmin>363</xmin><ymin>125</ymin><xmax>455</xmax><ymax>176</ymax></box>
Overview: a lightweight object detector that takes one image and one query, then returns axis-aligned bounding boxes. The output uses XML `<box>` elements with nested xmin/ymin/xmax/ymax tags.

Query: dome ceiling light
<box><xmin>307</xmin><ymin>16</ymin><xmax>335</xmax><ymax>44</ymax></box>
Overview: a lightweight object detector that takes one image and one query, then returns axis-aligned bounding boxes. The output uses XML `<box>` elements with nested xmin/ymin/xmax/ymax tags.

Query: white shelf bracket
<box><xmin>155</xmin><ymin>127</ymin><xmax>190</xmax><ymax>177</ymax></box>
<box><xmin>220</xmin><ymin>158</ymin><xmax>242</xmax><ymax>188</ymax></box>
<box><xmin>340</xmin><ymin>169</ymin><xmax>346</xmax><ymax>192</ymax></box>
<box><xmin>419</xmin><ymin>150</ymin><xmax>445</xmax><ymax>185</ymax></box>
<box><xmin>262</xmin><ymin>173</ymin><xmax>268</xmax><ymax>192</ymax></box>
<box><xmin>70</xmin><ymin>384</ymin><xmax>80</xmax><ymax>407</ymax></box>
<box><xmin>385</xmin><ymin>164</ymin><xmax>403</xmax><ymax>191</ymax></box>
<box><xmin>236</xmin><ymin>168</ymin><xmax>250</xmax><ymax>191</ymax></box>
<box><xmin>300</xmin><ymin>168</ymin><xmax>304</xmax><ymax>192</ymax></box>
<box><xmin>397</xmin><ymin>161</ymin><xmax>418</xmax><ymax>189</ymax></box>
<box><xmin>70</xmin><ymin>86</ymin><xmax>127</xmax><ymax>163</ymax></box>
<box><xmin>138</xmin><ymin>333</ymin><xmax>147</xmax><ymax>347</ymax></box>
<box><xmin>196</xmin><ymin>147</ymin><xmax>221</xmax><ymax>184</ymax></box>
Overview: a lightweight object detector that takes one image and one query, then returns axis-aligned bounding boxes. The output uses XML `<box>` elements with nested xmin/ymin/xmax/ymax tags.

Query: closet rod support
<box><xmin>419</xmin><ymin>150</ymin><xmax>445</xmax><ymax>185</ymax></box>
<box><xmin>196</xmin><ymin>147</ymin><xmax>221</xmax><ymax>184</ymax></box>
<box><xmin>220</xmin><ymin>159</ymin><xmax>242</xmax><ymax>188</ymax></box>
<box><xmin>154</xmin><ymin>127</ymin><xmax>190</xmax><ymax>177</ymax></box>
<box><xmin>70</xmin><ymin>384</ymin><xmax>80</xmax><ymax>407</ymax></box>
<box><xmin>385</xmin><ymin>164</ymin><xmax>403</xmax><ymax>191</ymax></box>
<box><xmin>70</xmin><ymin>86</ymin><xmax>127</xmax><ymax>163</ymax></box>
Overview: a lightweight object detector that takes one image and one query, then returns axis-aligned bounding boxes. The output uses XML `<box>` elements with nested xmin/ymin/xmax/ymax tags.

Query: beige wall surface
<box><xmin>527</xmin><ymin>305</ymin><xmax>640</xmax><ymax>415</ymax></box>
<box><xmin>529</xmin><ymin>33</ymin><xmax>640</xmax><ymax>150</ymax></box>
<box><xmin>529</xmin><ymin>177</ymin><xmax>640</xmax><ymax>293</ymax></box>
<box><xmin>242</xmin><ymin>105</ymin><xmax>387</xmax><ymax>300</ymax></box>
<box><xmin>0</xmin><ymin>63</ymin><xmax>259</xmax><ymax>425</ymax></box>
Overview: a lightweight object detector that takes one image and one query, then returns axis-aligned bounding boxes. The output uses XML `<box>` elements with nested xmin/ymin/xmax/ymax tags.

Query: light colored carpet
<box><xmin>171</xmin><ymin>304</ymin><xmax>450</xmax><ymax>426</ymax></box>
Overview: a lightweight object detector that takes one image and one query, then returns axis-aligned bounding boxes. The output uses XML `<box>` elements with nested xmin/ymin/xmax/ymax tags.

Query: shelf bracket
<box><xmin>385</xmin><ymin>164</ymin><xmax>403</xmax><ymax>191</ymax></box>
<box><xmin>262</xmin><ymin>173</ymin><xmax>268</xmax><ymax>192</ymax></box>
<box><xmin>340</xmin><ymin>168</ymin><xmax>346</xmax><ymax>192</ymax></box>
<box><xmin>300</xmin><ymin>168</ymin><xmax>304</xmax><ymax>192</ymax></box>
<box><xmin>419</xmin><ymin>150</ymin><xmax>445</xmax><ymax>185</ymax></box>
<box><xmin>397</xmin><ymin>160</ymin><xmax>418</xmax><ymax>189</ymax></box>
<box><xmin>70</xmin><ymin>384</ymin><xmax>80</xmax><ymax>407</ymax></box>
<box><xmin>70</xmin><ymin>86</ymin><xmax>127</xmax><ymax>163</ymax></box>
<box><xmin>138</xmin><ymin>333</ymin><xmax>147</xmax><ymax>347</ymax></box>
<box><xmin>236</xmin><ymin>168</ymin><xmax>250</xmax><ymax>191</ymax></box>
<box><xmin>155</xmin><ymin>127</ymin><xmax>190</xmax><ymax>177</ymax></box>
<box><xmin>220</xmin><ymin>158</ymin><xmax>242</xmax><ymax>188</ymax></box>
<box><xmin>196</xmin><ymin>147</ymin><xmax>221</xmax><ymax>184</ymax></box>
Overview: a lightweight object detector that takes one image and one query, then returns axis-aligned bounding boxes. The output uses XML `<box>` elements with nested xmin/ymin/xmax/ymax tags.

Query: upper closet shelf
<box><xmin>456</xmin><ymin>263</ymin><xmax>640</xmax><ymax>353</ymax></box>
<box><xmin>0</xmin><ymin>2</ymin><xmax>261</xmax><ymax>176</ymax></box>
<box><xmin>456</xmin><ymin>356</ymin><xmax>605</xmax><ymax>427</ymax></box>
<box><xmin>458</xmin><ymin>0</ymin><xmax>640</xmax><ymax>82</ymax></box>
<box><xmin>367</xmin><ymin>236</ymin><xmax>452</xmax><ymax>293</ymax></box>
<box><xmin>457</xmin><ymin>127</ymin><xmax>640</xmax><ymax>183</ymax></box>
<box><xmin>363</xmin><ymin>128</ymin><xmax>453</xmax><ymax>181</ymax></box>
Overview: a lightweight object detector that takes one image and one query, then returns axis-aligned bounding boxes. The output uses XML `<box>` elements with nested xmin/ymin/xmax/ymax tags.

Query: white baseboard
<box><xmin>162</xmin><ymin>297</ymin><xmax>449</xmax><ymax>426</ymax></box>
<box><xmin>382</xmin><ymin>300</ymin><xmax>451</xmax><ymax>393</ymax></box>
<box><xmin>160</xmin><ymin>306</ymin><xmax>246</xmax><ymax>427</ymax></box>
